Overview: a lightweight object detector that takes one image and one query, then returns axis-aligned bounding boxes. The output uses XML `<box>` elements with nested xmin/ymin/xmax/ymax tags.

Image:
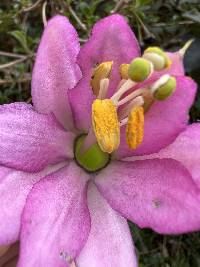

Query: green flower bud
<box><xmin>154</xmin><ymin>76</ymin><xmax>176</xmax><ymax>100</ymax></box>
<box><xmin>128</xmin><ymin>58</ymin><xmax>152</xmax><ymax>82</ymax></box>
<box><xmin>143</xmin><ymin>47</ymin><xmax>171</xmax><ymax>71</ymax></box>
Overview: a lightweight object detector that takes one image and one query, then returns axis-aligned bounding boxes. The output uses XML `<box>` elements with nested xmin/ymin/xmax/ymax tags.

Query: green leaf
<box><xmin>183</xmin><ymin>9</ymin><xmax>200</xmax><ymax>23</ymax></box>
<box><xmin>136</xmin><ymin>0</ymin><xmax>152</xmax><ymax>8</ymax></box>
<box><xmin>9</xmin><ymin>30</ymin><xmax>30</xmax><ymax>53</ymax></box>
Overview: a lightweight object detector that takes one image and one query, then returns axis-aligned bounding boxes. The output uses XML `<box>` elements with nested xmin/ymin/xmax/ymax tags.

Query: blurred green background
<box><xmin>0</xmin><ymin>0</ymin><xmax>200</xmax><ymax>266</ymax></box>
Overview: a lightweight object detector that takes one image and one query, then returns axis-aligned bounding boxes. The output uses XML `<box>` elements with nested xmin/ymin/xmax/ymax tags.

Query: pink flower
<box><xmin>0</xmin><ymin>14</ymin><xmax>200</xmax><ymax>267</ymax></box>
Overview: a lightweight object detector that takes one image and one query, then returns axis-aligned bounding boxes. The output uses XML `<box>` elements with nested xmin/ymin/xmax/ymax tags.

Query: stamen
<box><xmin>150</xmin><ymin>74</ymin><xmax>170</xmax><ymax>94</ymax></box>
<box><xmin>119</xmin><ymin>63</ymin><xmax>130</xmax><ymax>80</ymax></box>
<box><xmin>79</xmin><ymin>128</ymin><xmax>96</xmax><ymax>154</ymax></box>
<box><xmin>111</xmin><ymin>79</ymin><xmax>135</xmax><ymax>104</ymax></box>
<box><xmin>150</xmin><ymin>74</ymin><xmax>176</xmax><ymax>101</ymax></box>
<box><xmin>118</xmin><ymin>96</ymin><xmax>144</xmax><ymax>121</ymax></box>
<box><xmin>92</xmin><ymin>99</ymin><xmax>120</xmax><ymax>153</ymax></box>
<box><xmin>143</xmin><ymin>46</ymin><xmax>171</xmax><ymax>70</ymax></box>
<box><xmin>116</xmin><ymin>79</ymin><xmax>128</xmax><ymax>92</ymax></box>
<box><xmin>98</xmin><ymin>78</ymin><xmax>109</xmax><ymax>99</ymax></box>
<box><xmin>117</xmin><ymin>88</ymin><xmax>147</xmax><ymax>106</ymax></box>
<box><xmin>143</xmin><ymin>52</ymin><xmax>165</xmax><ymax>71</ymax></box>
<box><xmin>128</xmin><ymin>58</ymin><xmax>154</xmax><ymax>82</ymax></box>
<box><xmin>142</xmin><ymin>89</ymin><xmax>154</xmax><ymax>112</ymax></box>
<box><xmin>126</xmin><ymin>106</ymin><xmax>144</xmax><ymax>149</ymax></box>
<box><xmin>120</xmin><ymin>117</ymin><xmax>128</xmax><ymax>127</ymax></box>
<box><xmin>91</xmin><ymin>61</ymin><xmax>113</xmax><ymax>96</ymax></box>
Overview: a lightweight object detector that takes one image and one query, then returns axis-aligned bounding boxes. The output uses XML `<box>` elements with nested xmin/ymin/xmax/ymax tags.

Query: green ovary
<box><xmin>75</xmin><ymin>135</ymin><xmax>110</xmax><ymax>172</ymax></box>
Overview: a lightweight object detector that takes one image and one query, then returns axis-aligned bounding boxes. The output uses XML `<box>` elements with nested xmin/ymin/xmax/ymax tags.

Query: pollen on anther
<box><xmin>126</xmin><ymin>106</ymin><xmax>144</xmax><ymax>149</ymax></box>
<box><xmin>92</xmin><ymin>99</ymin><xmax>120</xmax><ymax>153</ymax></box>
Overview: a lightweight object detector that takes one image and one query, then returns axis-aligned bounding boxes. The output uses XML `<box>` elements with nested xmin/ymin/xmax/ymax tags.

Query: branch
<box><xmin>19</xmin><ymin>0</ymin><xmax>45</xmax><ymax>13</ymax></box>
<box><xmin>68</xmin><ymin>6</ymin><xmax>87</xmax><ymax>31</ymax></box>
<box><xmin>111</xmin><ymin>0</ymin><xmax>130</xmax><ymax>13</ymax></box>
<box><xmin>0</xmin><ymin>55</ymin><xmax>33</xmax><ymax>70</ymax></box>
<box><xmin>0</xmin><ymin>77</ymin><xmax>31</xmax><ymax>85</ymax></box>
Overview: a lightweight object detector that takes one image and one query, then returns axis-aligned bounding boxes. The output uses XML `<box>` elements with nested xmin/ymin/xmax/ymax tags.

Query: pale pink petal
<box><xmin>68</xmin><ymin>79</ymin><xmax>95</xmax><ymax>132</ymax></box>
<box><xmin>166</xmin><ymin>52</ymin><xmax>184</xmax><ymax>76</ymax></box>
<box><xmin>18</xmin><ymin>163</ymin><xmax>90</xmax><ymax>267</ymax></box>
<box><xmin>95</xmin><ymin>159</ymin><xmax>200</xmax><ymax>234</ymax></box>
<box><xmin>116</xmin><ymin>76</ymin><xmax>197</xmax><ymax>158</ymax></box>
<box><xmin>142</xmin><ymin>124</ymin><xmax>200</xmax><ymax>189</ymax></box>
<box><xmin>69</xmin><ymin>14</ymin><xmax>140</xmax><ymax>131</ymax></box>
<box><xmin>0</xmin><ymin>162</ymin><xmax>67</xmax><ymax>245</ymax></box>
<box><xmin>32</xmin><ymin>15</ymin><xmax>82</xmax><ymax>131</ymax></box>
<box><xmin>77</xmin><ymin>182</ymin><xmax>138</xmax><ymax>267</ymax></box>
<box><xmin>0</xmin><ymin>103</ymin><xmax>74</xmax><ymax>172</ymax></box>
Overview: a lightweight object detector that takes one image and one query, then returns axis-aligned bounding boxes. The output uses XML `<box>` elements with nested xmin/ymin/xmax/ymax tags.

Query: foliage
<box><xmin>0</xmin><ymin>0</ymin><xmax>200</xmax><ymax>266</ymax></box>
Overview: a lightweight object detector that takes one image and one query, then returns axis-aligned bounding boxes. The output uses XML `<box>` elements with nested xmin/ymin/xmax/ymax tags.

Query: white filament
<box><xmin>150</xmin><ymin>74</ymin><xmax>170</xmax><ymax>94</ymax></box>
<box><xmin>98</xmin><ymin>78</ymin><xmax>109</xmax><ymax>99</ymax></box>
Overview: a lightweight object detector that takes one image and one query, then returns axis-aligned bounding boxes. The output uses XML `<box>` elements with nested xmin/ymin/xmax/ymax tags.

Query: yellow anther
<box><xmin>91</xmin><ymin>61</ymin><xmax>113</xmax><ymax>96</ymax></box>
<box><xmin>126</xmin><ymin>106</ymin><xmax>144</xmax><ymax>149</ymax></box>
<box><xmin>119</xmin><ymin>64</ymin><xmax>130</xmax><ymax>80</ymax></box>
<box><xmin>92</xmin><ymin>99</ymin><xmax>120</xmax><ymax>153</ymax></box>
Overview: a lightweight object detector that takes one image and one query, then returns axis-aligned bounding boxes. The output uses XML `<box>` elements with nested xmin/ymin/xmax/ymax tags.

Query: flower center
<box><xmin>74</xmin><ymin>42</ymin><xmax>191</xmax><ymax>171</ymax></box>
<box><xmin>88</xmin><ymin>46</ymin><xmax>178</xmax><ymax>154</ymax></box>
<box><xmin>74</xmin><ymin>135</ymin><xmax>110</xmax><ymax>172</ymax></box>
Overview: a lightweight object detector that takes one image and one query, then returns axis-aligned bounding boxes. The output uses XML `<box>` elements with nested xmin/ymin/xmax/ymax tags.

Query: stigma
<box><xmin>90</xmin><ymin>46</ymin><xmax>179</xmax><ymax>154</ymax></box>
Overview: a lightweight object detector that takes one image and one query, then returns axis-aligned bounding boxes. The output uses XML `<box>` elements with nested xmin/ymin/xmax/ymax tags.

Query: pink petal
<box><xmin>18</xmin><ymin>163</ymin><xmax>90</xmax><ymax>267</ymax></box>
<box><xmin>77</xmin><ymin>182</ymin><xmax>138</xmax><ymax>267</ymax></box>
<box><xmin>0</xmin><ymin>103</ymin><xmax>74</xmax><ymax>172</ymax></box>
<box><xmin>0</xmin><ymin>162</ymin><xmax>66</xmax><ymax>245</ymax></box>
<box><xmin>68</xmin><ymin>79</ymin><xmax>95</xmax><ymax>132</ymax></box>
<box><xmin>32</xmin><ymin>15</ymin><xmax>82</xmax><ymax>131</ymax></box>
<box><xmin>95</xmin><ymin>159</ymin><xmax>200</xmax><ymax>234</ymax></box>
<box><xmin>166</xmin><ymin>52</ymin><xmax>184</xmax><ymax>76</ymax></box>
<box><xmin>69</xmin><ymin>14</ymin><xmax>140</xmax><ymax>131</ymax></box>
<box><xmin>116</xmin><ymin>76</ymin><xmax>197</xmax><ymax>158</ymax></box>
<box><xmin>144</xmin><ymin>124</ymin><xmax>200</xmax><ymax>189</ymax></box>
<box><xmin>78</xmin><ymin>14</ymin><xmax>140</xmax><ymax>97</ymax></box>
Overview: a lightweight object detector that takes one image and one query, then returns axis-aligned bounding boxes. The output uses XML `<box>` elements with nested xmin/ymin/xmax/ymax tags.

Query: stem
<box><xmin>0</xmin><ymin>55</ymin><xmax>33</xmax><ymax>70</ymax></box>
<box><xmin>20</xmin><ymin>0</ymin><xmax>45</xmax><ymax>13</ymax></box>
<box><xmin>42</xmin><ymin>1</ymin><xmax>48</xmax><ymax>27</ymax></box>
<box><xmin>0</xmin><ymin>51</ymin><xmax>26</xmax><ymax>59</ymax></box>
<box><xmin>68</xmin><ymin>6</ymin><xmax>87</xmax><ymax>31</ymax></box>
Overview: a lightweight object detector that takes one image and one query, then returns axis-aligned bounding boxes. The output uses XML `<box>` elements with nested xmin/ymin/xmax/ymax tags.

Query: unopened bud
<box><xmin>128</xmin><ymin>58</ymin><xmax>153</xmax><ymax>82</ymax></box>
